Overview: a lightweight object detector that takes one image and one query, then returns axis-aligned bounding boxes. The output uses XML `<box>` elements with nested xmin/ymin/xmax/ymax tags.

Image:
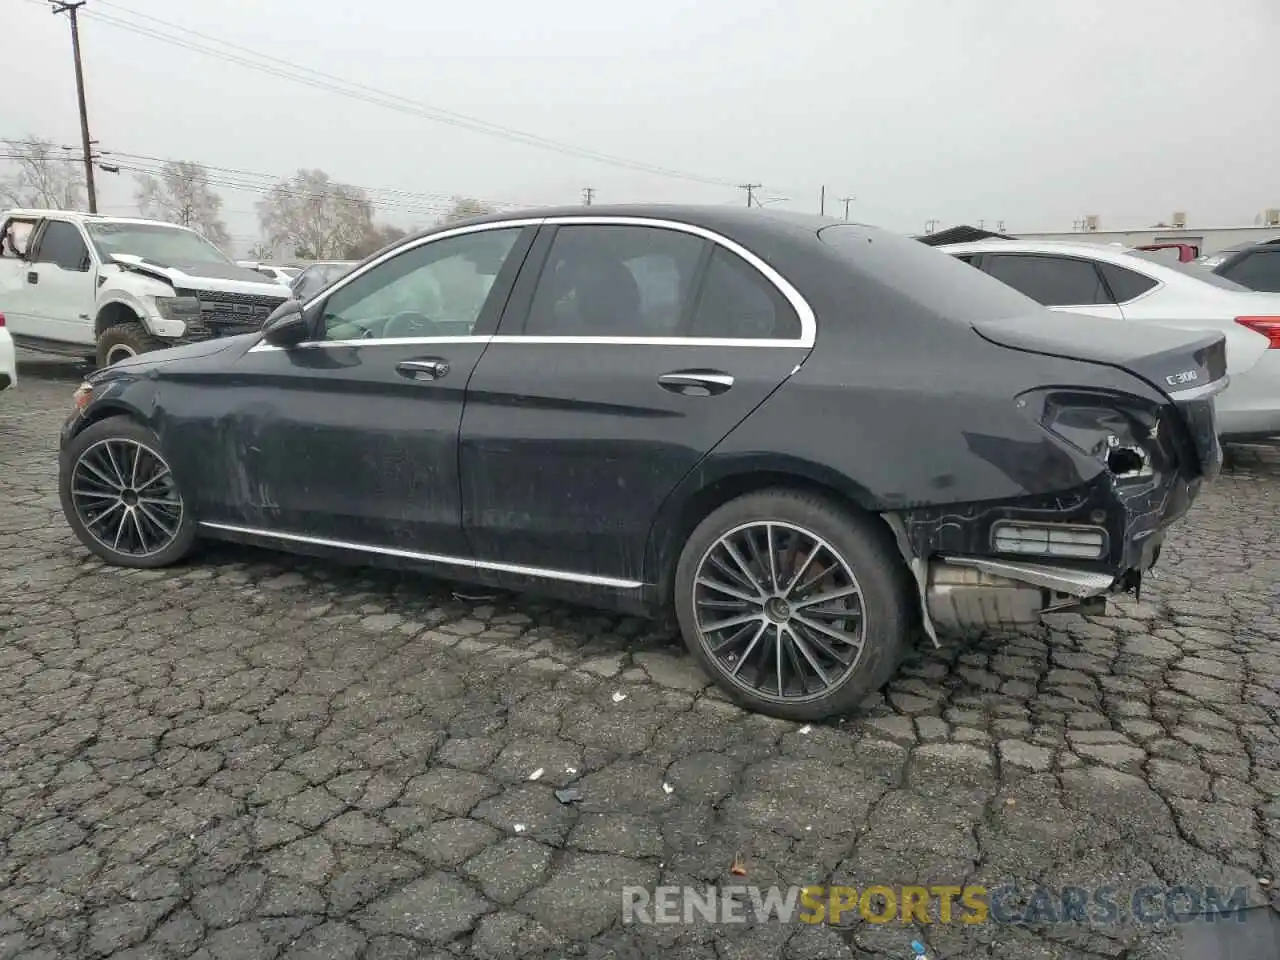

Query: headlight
<box><xmin>153</xmin><ymin>295</ymin><xmax>201</xmax><ymax>321</ymax></box>
<box><xmin>1017</xmin><ymin>388</ymin><xmax>1165</xmax><ymax>480</ymax></box>
<box><xmin>72</xmin><ymin>381</ymin><xmax>93</xmax><ymax>412</ymax></box>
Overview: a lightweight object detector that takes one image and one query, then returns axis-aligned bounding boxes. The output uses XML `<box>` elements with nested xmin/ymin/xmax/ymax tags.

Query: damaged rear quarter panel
<box><xmin>644</xmin><ymin>233</ymin><xmax>1183</xmax><ymax>587</ymax></box>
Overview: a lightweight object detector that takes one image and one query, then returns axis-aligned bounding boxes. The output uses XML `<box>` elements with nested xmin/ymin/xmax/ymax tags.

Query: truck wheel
<box><xmin>96</xmin><ymin>321</ymin><xmax>164</xmax><ymax>367</ymax></box>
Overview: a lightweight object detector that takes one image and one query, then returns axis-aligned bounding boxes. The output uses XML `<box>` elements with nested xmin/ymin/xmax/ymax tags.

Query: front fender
<box><xmin>96</xmin><ymin>274</ymin><xmax>184</xmax><ymax>338</ymax></box>
<box><xmin>62</xmin><ymin>371</ymin><xmax>163</xmax><ymax>447</ymax></box>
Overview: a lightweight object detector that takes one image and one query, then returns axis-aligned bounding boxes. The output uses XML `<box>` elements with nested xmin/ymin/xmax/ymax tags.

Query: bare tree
<box><xmin>0</xmin><ymin>136</ymin><xmax>86</xmax><ymax>209</ymax></box>
<box><xmin>256</xmin><ymin>169</ymin><xmax>373</xmax><ymax>260</ymax></box>
<box><xmin>343</xmin><ymin>223</ymin><xmax>409</xmax><ymax>260</ymax></box>
<box><xmin>440</xmin><ymin>197</ymin><xmax>494</xmax><ymax>224</ymax></box>
<box><xmin>245</xmin><ymin>241</ymin><xmax>275</xmax><ymax>261</ymax></box>
<box><xmin>134</xmin><ymin>161</ymin><xmax>231</xmax><ymax>249</ymax></box>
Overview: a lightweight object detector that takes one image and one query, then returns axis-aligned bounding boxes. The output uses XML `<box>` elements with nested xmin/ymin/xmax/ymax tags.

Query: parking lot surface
<box><xmin>2</xmin><ymin>361</ymin><xmax>1278</xmax><ymax>960</ymax></box>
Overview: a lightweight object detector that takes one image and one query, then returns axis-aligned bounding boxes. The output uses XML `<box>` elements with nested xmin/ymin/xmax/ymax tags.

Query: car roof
<box><xmin>402</xmin><ymin>203</ymin><xmax>849</xmax><ymax>246</ymax></box>
<box><xmin>937</xmin><ymin>238</ymin><xmax>1149</xmax><ymax>259</ymax></box>
<box><xmin>3</xmin><ymin>208</ymin><xmax>196</xmax><ymax>230</ymax></box>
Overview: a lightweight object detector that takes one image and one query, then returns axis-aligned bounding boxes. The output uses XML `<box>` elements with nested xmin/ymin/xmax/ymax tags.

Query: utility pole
<box><xmin>739</xmin><ymin>183</ymin><xmax>761</xmax><ymax>208</ymax></box>
<box><xmin>924</xmin><ymin>218</ymin><xmax>940</xmax><ymax>234</ymax></box>
<box><xmin>819</xmin><ymin>186</ymin><xmax>825</xmax><ymax>216</ymax></box>
<box><xmin>582</xmin><ymin>187</ymin><xmax>594</xmax><ymax>206</ymax></box>
<box><xmin>838</xmin><ymin>196</ymin><xmax>855</xmax><ymax>220</ymax></box>
<box><xmin>52</xmin><ymin>1</ymin><xmax>97</xmax><ymax>213</ymax></box>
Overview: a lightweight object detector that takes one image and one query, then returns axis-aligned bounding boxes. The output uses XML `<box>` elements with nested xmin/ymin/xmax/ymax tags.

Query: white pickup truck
<box><xmin>0</xmin><ymin>209</ymin><xmax>291</xmax><ymax>367</ymax></box>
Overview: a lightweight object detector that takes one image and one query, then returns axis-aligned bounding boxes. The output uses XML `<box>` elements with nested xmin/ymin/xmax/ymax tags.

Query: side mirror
<box><xmin>262</xmin><ymin>299</ymin><xmax>311</xmax><ymax>347</ymax></box>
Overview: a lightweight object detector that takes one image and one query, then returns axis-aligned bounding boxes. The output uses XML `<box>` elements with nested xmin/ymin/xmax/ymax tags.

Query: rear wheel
<box><xmin>674</xmin><ymin>489</ymin><xmax>913</xmax><ymax>721</ymax></box>
<box><xmin>96</xmin><ymin>321</ymin><xmax>164</xmax><ymax>367</ymax></box>
<box><xmin>59</xmin><ymin>417</ymin><xmax>197</xmax><ymax>568</ymax></box>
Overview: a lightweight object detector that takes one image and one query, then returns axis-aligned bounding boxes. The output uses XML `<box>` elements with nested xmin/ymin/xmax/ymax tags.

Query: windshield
<box><xmin>86</xmin><ymin>222</ymin><xmax>232</xmax><ymax>266</ymax></box>
<box><xmin>1124</xmin><ymin>250</ymin><xmax>1249</xmax><ymax>291</ymax></box>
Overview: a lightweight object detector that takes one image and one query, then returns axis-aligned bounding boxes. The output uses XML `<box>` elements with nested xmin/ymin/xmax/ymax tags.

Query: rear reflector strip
<box><xmin>1235</xmin><ymin>316</ymin><xmax>1280</xmax><ymax>349</ymax></box>
<box><xmin>991</xmin><ymin>522</ymin><xmax>1108</xmax><ymax>560</ymax></box>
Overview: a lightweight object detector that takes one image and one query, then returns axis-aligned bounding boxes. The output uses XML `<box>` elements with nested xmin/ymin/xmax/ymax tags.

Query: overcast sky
<box><xmin>4</xmin><ymin>0</ymin><xmax>1277</xmax><ymax>251</ymax></box>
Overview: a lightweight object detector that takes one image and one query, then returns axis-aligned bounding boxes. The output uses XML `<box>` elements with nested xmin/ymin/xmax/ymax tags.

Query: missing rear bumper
<box><xmin>926</xmin><ymin>558</ymin><xmax>1113</xmax><ymax>633</ymax></box>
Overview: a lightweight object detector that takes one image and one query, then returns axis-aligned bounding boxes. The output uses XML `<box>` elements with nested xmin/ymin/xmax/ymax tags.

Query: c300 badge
<box><xmin>1166</xmin><ymin>370</ymin><xmax>1199</xmax><ymax>386</ymax></box>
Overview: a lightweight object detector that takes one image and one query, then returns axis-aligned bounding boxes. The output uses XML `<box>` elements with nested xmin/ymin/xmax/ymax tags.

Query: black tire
<box><xmin>96</xmin><ymin>321</ymin><xmax>165</xmax><ymax>368</ymax></box>
<box><xmin>673</xmin><ymin>488</ymin><xmax>913</xmax><ymax>721</ymax></box>
<box><xmin>59</xmin><ymin>416</ymin><xmax>197</xmax><ymax>569</ymax></box>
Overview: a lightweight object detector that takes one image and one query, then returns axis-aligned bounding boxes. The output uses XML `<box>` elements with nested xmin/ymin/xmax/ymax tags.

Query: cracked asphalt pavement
<box><xmin>2</xmin><ymin>360</ymin><xmax>1278</xmax><ymax>960</ymax></box>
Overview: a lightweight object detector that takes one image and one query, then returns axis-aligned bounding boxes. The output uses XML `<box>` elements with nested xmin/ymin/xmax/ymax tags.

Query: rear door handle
<box><xmin>26</xmin><ymin>271</ymin><xmax>37</xmax><ymax>284</ymax></box>
<box><xmin>396</xmin><ymin>358</ymin><xmax>450</xmax><ymax>381</ymax></box>
<box><xmin>657</xmin><ymin>370</ymin><xmax>734</xmax><ymax>396</ymax></box>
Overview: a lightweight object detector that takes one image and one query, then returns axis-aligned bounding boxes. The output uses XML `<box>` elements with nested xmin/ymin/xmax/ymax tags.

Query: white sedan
<box><xmin>940</xmin><ymin>239</ymin><xmax>1280</xmax><ymax>441</ymax></box>
<box><xmin>0</xmin><ymin>312</ymin><xmax>15</xmax><ymax>391</ymax></box>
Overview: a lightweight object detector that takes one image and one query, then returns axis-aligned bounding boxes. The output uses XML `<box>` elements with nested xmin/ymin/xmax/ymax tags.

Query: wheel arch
<box><xmin>68</xmin><ymin>401</ymin><xmax>149</xmax><ymax>441</ymax></box>
<box><xmin>644</xmin><ymin>455</ymin><xmax>897</xmax><ymax>609</ymax></box>
<box><xmin>95</xmin><ymin>299</ymin><xmax>143</xmax><ymax>339</ymax></box>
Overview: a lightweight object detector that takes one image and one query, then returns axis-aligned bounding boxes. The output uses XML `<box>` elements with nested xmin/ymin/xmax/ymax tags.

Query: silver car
<box><xmin>941</xmin><ymin>239</ymin><xmax>1280</xmax><ymax>441</ymax></box>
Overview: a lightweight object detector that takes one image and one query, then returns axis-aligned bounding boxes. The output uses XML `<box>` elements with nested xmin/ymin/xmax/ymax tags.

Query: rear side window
<box><xmin>33</xmin><ymin>220</ymin><xmax>90</xmax><ymax>272</ymax></box>
<box><xmin>1097</xmin><ymin>262</ymin><xmax>1158</xmax><ymax>302</ymax></box>
<box><xmin>686</xmin><ymin>247</ymin><xmax>801</xmax><ymax>340</ymax></box>
<box><xmin>984</xmin><ymin>254</ymin><xmax>1110</xmax><ymax>306</ymax></box>
<box><xmin>523</xmin><ymin>225</ymin><xmax>705</xmax><ymax>337</ymax></box>
<box><xmin>1219</xmin><ymin>249</ymin><xmax>1280</xmax><ymax>293</ymax></box>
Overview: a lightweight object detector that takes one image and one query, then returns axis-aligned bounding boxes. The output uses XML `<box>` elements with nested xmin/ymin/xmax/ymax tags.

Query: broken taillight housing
<box><xmin>1016</xmin><ymin>388</ymin><xmax>1168</xmax><ymax>480</ymax></box>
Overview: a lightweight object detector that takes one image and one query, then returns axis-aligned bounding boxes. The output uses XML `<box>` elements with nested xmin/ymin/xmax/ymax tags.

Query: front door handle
<box><xmin>657</xmin><ymin>370</ymin><xmax>734</xmax><ymax>397</ymax></box>
<box><xmin>26</xmin><ymin>271</ymin><xmax>37</xmax><ymax>284</ymax></box>
<box><xmin>396</xmin><ymin>358</ymin><xmax>450</xmax><ymax>382</ymax></box>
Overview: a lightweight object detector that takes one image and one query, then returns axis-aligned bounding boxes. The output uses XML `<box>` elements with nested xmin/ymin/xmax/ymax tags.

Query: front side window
<box><xmin>321</xmin><ymin>229</ymin><xmax>521</xmax><ymax>341</ymax></box>
<box><xmin>523</xmin><ymin>225</ymin><xmax>706</xmax><ymax>337</ymax></box>
<box><xmin>687</xmin><ymin>247</ymin><xmax>801</xmax><ymax>339</ymax></box>
<box><xmin>984</xmin><ymin>254</ymin><xmax>1111</xmax><ymax>307</ymax></box>
<box><xmin>1219</xmin><ymin>249</ymin><xmax>1280</xmax><ymax>293</ymax></box>
<box><xmin>34</xmin><ymin>220</ymin><xmax>90</xmax><ymax>272</ymax></box>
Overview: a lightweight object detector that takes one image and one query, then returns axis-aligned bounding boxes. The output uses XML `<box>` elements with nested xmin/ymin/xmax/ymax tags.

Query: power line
<box><xmin>68</xmin><ymin>0</ymin><xmax>752</xmax><ymax>191</ymax></box>
<box><xmin>1</xmin><ymin>141</ymin><xmax>530</xmax><ymax>217</ymax></box>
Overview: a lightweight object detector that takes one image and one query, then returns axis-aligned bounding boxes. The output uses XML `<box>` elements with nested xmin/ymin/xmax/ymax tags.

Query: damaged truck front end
<box><xmin>888</xmin><ymin>316</ymin><xmax>1228</xmax><ymax>643</ymax></box>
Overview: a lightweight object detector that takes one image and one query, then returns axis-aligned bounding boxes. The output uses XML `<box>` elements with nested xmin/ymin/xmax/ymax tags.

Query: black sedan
<box><xmin>57</xmin><ymin>205</ymin><xmax>1227</xmax><ymax>720</ymax></box>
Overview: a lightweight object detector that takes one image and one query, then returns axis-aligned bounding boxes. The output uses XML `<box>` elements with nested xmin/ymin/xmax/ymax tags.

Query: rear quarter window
<box><xmin>818</xmin><ymin>226</ymin><xmax>1040</xmax><ymax>322</ymax></box>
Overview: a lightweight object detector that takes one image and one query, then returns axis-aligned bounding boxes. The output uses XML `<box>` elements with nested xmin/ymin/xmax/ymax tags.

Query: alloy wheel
<box><xmin>692</xmin><ymin>520</ymin><xmax>867</xmax><ymax>702</ymax></box>
<box><xmin>69</xmin><ymin>438</ymin><xmax>184</xmax><ymax>558</ymax></box>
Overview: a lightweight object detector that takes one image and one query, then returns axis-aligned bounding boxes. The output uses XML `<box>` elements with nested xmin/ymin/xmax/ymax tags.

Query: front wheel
<box><xmin>59</xmin><ymin>416</ymin><xmax>197</xmax><ymax>568</ymax></box>
<box><xmin>673</xmin><ymin>489</ymin><xmax>913</xmax><ymax>721</ymax></box>
<box><xmin>96</xmin><ymin>321</ymin><xmax>165</xmax><ymax>367</ymax></box>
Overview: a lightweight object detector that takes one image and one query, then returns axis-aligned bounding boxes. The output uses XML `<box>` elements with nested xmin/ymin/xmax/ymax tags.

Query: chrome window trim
<box><xmin>197</xmin><ymin>521</ymin><xmax>644</xmax><ymax>590</ymax></box>
<box><xmin>249</xmin><ymin>213</ymin><xmax>818</xmax><ymax>353</ymax></box>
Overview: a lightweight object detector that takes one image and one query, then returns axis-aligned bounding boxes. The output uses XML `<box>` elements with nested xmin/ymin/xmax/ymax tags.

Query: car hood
<box><xmin>110</xmin><ymin>254</ymin><xmax>291</xmax><ymax>296</ymax></box>
<box><xmin>88</xmin><ymin>334</ymin><xmax>251</xmax><ymax>381</ymax></box>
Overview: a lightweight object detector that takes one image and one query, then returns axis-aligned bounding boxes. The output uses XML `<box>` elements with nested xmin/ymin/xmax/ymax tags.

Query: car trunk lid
<box><xmin>973</xmin><ymin>312</ymin><xmax>1227</xmax><ymax>476</ymax></box>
